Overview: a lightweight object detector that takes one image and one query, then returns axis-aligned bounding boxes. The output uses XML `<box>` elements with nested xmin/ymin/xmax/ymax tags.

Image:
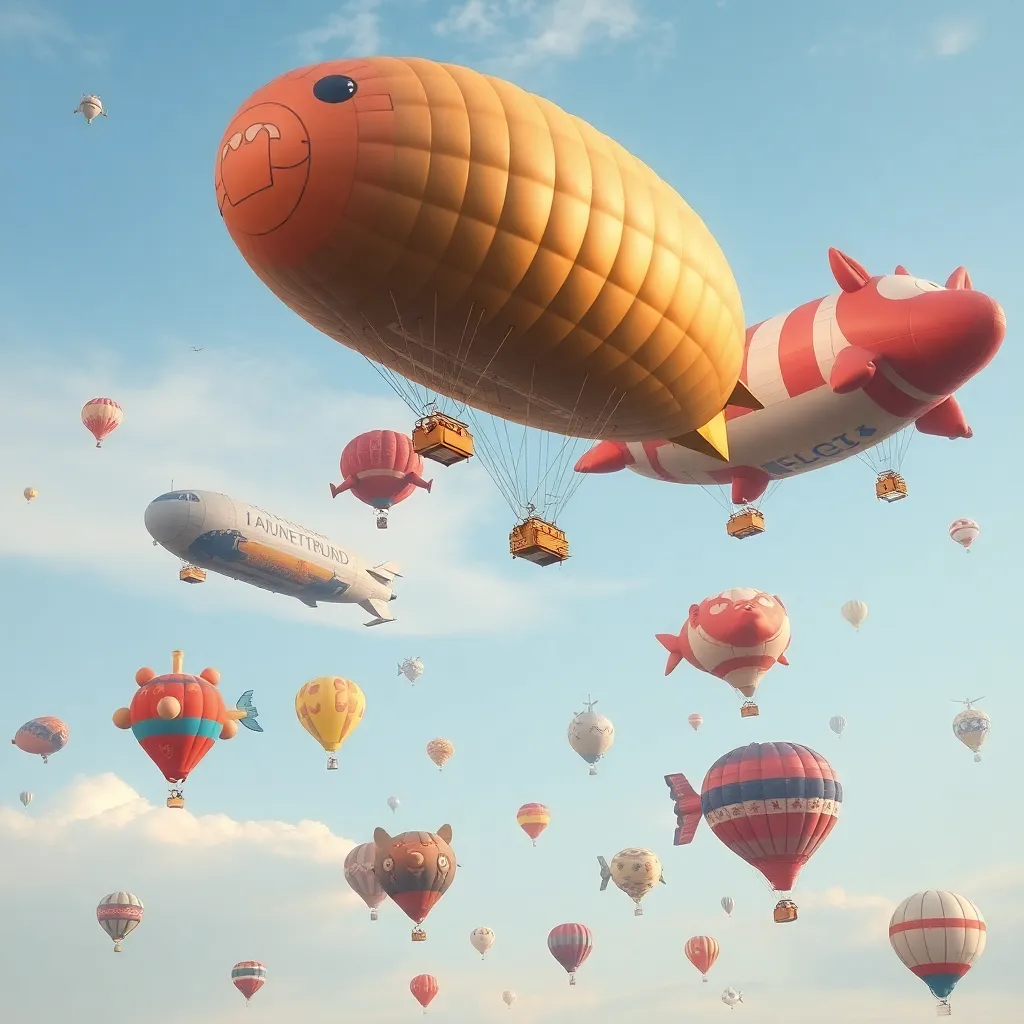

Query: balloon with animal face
<box><xmin>112</xmin><ymin>650</ymin><xmax>261</xmax><ymax>807</ymax></box>
<box><xmin>373</xmin><ymin>825</ymin><xmax>457</xmax><ymax>940</ymax></box>
<box><xmin>575</xmin><ymin>248</ymin><xmax>1006</xmax><ymax>514</ymax></box>
<box><xmin>656</xmin><ymin>589</ymin><xmax>790</xmax><ymax>715</ymax></box>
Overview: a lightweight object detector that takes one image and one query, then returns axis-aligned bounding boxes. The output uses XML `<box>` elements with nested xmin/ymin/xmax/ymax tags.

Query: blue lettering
<box><xmin>776</xmin><ymin>456</ymin><xmax>799</xmax><ymax>471</ymax></box>
<box><xmin>832</xmin><ymin>433</ymin><xmax>858</xmax><ymax>449</ymax></box>
<box><xmin>759</xmin><ymin>460</ymin><xmax>792</xmax><ymax>475</ymax></box>
<box><xmin>811</xmin><ymin>442</ymin><xmax>842</xmax><ymax>458</ymax></box>
<box><xmin>793</xmin><ymin>452</ymin><xmax>820</xmax><ymax>466</ymax></box>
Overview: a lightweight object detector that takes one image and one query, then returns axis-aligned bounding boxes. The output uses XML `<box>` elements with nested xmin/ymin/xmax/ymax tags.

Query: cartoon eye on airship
<box><xmin>112</xmin><ymin>650</ymin><xmax>262</xmax><ymax>808</ymax></box>
<box><xmin>216</xmin><ymin>58</ymin><xmax>756</xmax><ymax>560</ymax></box>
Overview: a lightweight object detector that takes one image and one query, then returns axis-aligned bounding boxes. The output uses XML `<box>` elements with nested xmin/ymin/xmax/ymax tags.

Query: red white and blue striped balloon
<box><xmin>547</xmin><ymin>923</ymin><xmax>593</xmax><ymax>985</ymax></box>
<box><xmin>889</xmin><ymin>891</ymin><xmax>986</xmax><ymax>1009</ymax></box>
<box><xmin>231</xmin><ymin>961</ymin><xmax>267</xmax><ymax>1003</ymax></box>
<box><xmin>701</xmin><ymin>742</ymin><xmax>842</xmax><ymax>892</ymax></box>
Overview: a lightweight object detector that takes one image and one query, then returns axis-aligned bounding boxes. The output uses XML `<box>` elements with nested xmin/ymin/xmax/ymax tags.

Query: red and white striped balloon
<box><xmin>231</xmin><ymin>961</ymin><xmax>267</xmax><ymax>1003</ymax></box>
<box><xmin>547</xmin><ymin>923</ymin><xmax>593</xmax><ymax>985</ymax></box>
<box><xmin>684</xmin><ymin>934</ymin><xmax>720</xmax><ymax>981</ymax></box>
<box><xmin>81</xmin><ymin>397</ymin><xmax>123</xmax><ymax>448</ymax></box>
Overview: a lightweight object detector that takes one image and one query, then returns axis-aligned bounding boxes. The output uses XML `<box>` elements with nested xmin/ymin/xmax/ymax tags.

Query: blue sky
<box><xmin>0</xmin><ymin>0</ymin><xmax>1020</xmax><ymax>1020</ymax></box>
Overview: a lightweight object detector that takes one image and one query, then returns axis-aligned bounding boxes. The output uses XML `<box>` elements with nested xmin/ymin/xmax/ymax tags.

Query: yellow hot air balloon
<box><xmin>295</xmin><ymin>677</ymin><xmax>365</xmax><ymax>770</ymax></box>
<box><xmin>23</xmin><ymin>487</ymin><xmax>37</xmax><ymax>503</ymax></box>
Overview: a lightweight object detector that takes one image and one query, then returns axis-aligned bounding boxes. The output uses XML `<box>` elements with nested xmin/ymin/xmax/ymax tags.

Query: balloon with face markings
<box><xmin>373</xmin><ymin>825</ymin><xmax>457</xmax><ymax>939</ymax></box>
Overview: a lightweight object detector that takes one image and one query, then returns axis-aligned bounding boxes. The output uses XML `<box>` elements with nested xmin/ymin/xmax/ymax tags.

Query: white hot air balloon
<box><xmin>952</xmin><ymin>698</ymin><xmax>990</xmax><ymax>763</ymax></box>
<box><xmin>841</xmin><ymin>600</ymin><xmax>868</xmax><ymax>629</ymax></box>
<box><xmin>398</xmin><ymin>657</ymin><xmax>424</xmax><ymax>683</ymax></box>
<box><xmin>19</xmin><ymin>791</ymin><xmax>32</xmax><ymax>808</ymax></box>
<box><xmin>74</xmin><ymin>94</ymin><xmax>107</xmax><ymax>124</ymax></box>
<box><xmin>722</xmin><ymin>987</ymin><xmax>743</xmax><ymax>1008</ymax></box>
<box><xmin>470</xmin><ymin>926</ymin><xmax>495</xmax><ymax>959</ymax></box>
<box><xmin>23</xmin><ymin>487</ymin><xmax>37</xmax><ymax>503</ymax></box>
<box><xmin>720</xmin><ymin>896</ymin><xmax>734</xmax><ymax>917</ymax></box>
<box><xmin>687</xmin><ymin>713</ymin><xmax>703</xmax><ymax>732</ymax></box>
<box><xmin>567</xmin><ymin>697</ymin><xmax>614</xmax><ymax>775</ymax></box>
<box><xmin>889</xmin><ymin>890</ymin><xmax>986</xmax><ymax>1015</ymax></box>
<box><xmin>829</xmin><ymin>715</ymin><xmax>846</xmax><ymax>739</ymax></box>
<box><xmin>96</xmin><ymin>892</ymin><xmax>143</xmax><ymax>952</ymax></box>
<box><xmin>501</xmin><ymin>990</ymin><xmax>516</xmax><ymax>1009</ymax></box>
<box><xmin>949</xmin><ymin>518</ymin><xmax>980</xmax><ymax>552</ymax></box>
<box><xmin>387</xmin><ymin>795</ymin><xmax>400</xmax><ymax>813</ymax></box>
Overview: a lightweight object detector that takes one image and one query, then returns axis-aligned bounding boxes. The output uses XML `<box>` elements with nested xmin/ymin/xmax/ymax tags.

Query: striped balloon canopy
<box><xmin>701</xmin><ymin>741</ymin><xmax>842</xmax><ymax>893</ymax></box>
<box><xmin>96</xmin><ymin>892</ymin><xmax>143</xmax><ymax>953</ymax></box>
<box><xmin>684</xmin><ymin>935</ymin><xmax>720</xmax><ymax>981</ymax></box>
<box><xmin>889</xmin><ymin>891</ymin><xmax>986</xmax><ymax>1010</ymax></box>
<box><xmin>517</xmin><ymin>803</ymin><xmax>551</xmax><ymax>846</ymax></box>
<box><xmin>547</xmin><ymin>923</ymin><xmax>593</xmax><ymax>985</ymax></box>
<box><xmin>231</xmin><ymin>961</ymin><xmax>267</xmax><ymax>1003</ymax></box>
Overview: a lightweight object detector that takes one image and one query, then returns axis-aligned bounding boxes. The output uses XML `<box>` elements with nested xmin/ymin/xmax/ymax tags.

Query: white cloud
<box><xmin>930</xmin><ymin>19</ymin><xmax>979</xmax><ymax>57</ymax></box>
<box><xmin>294</xmin><ymin>0</ymin><xmax>384</xmax><ymax>61</ymax></box>
<box><xmin>0</xmin><ymin>2</ymin><xmax>68</xmax><ymax>45</ymax></box>
<box><xmin>434</xmin><ymin>0</ymin><xmax>502</xmax><ymax>39</ymax></box>
<box><xmin>0</xmin><ymin>773</ymin><xmax>355</xmax><ymax>866</ymax></box>
<box><xmin>0</xmin><ymin>345</ymin><xmax>633</xmax><ymax>636</ymax></box>
<box><xmin>432</xmin><ymin>0</ymin><xmax>642</xmax><ymax>67</ymax></box>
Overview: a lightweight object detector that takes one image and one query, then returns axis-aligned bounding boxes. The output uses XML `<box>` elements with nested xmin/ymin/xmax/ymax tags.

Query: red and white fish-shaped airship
<box><xmin>575</xmin><ymin>248</ymin><xmax>1006</xmax><ymax>508</ymax></box>
<box><xmin>657</xmin><ymin>589</ymin><xmax>791</xmax><ymax>716</ymax></box>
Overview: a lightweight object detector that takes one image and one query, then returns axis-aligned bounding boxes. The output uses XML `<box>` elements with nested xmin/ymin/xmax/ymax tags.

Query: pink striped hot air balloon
<box><xmin>547</xmin><ymin>923</ymin><xmax>593</xmax><ymax>986</ymax></box>
<box><xmin>889</xmin><ymin>891</ymin><xmax>986</xmax><ymax>1016</ymax></box>
<box><xmin>81</xmin><ymin>397</ymin><xmax>123</xmax><ymax>448</ymax></box>
<box><xmin>684</xmin><ymin>935</ymin><xmax>720</xmax><ymax>982</ymax></box>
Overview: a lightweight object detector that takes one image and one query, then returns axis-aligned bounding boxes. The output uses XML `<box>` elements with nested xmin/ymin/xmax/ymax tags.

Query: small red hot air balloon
<box><xmin>547</xmin><ymin>923</ymin><xmax>593</xmax><ymax>986</ymax></box>
<box><xmin>329</xmin><ymin>429</ymin><xmax>432</xmax><ymax>529</ymax></box>
<box><xmin>410</xmin><ymin>974</ymin><xmax>438</xmax><ymax>1012</ymax></box>
<box><xmin>231</xmin><ymin>961</ymin><xmax>266</xmax><ymax>1003</ymax></box>
<box><xmin>684</xmin><ymin>935</ymin><xmax>720</xmax><ymax>982</ymax></box>
<box><xmin>517</xmin><ymin>803</ymin><xmax>550</xmax><ymax>846</ymax></box>
<box><xmin>81</xmin><ymin>397</ymin><xmax>123</xmax><ymax>448</ymax></box>
<box><xmin>111</xmin><ymin>650</ymin><xmax>262</xmax><ymax>808</ymax></box>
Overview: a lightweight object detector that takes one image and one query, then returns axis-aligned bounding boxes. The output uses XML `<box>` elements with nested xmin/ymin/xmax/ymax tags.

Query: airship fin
<box><xmin>360</xmin><ymin>598</ymin><xmax>396</xmax><ymax>627</ymax></box>
<box><xmin>726</xmin><ymin>379</ymin><xmax>763</xmax><ymax>411</ymax></box>
<box><xmin>597</xmin><ymin>856</ymin><xmax>611</xmax><ymax>891</ymax></box>
<box><xmin>915</xmin><ymin>396</ymin><xmax>973</xmax><ymax>439</ymax></box>
<box><xmin>367</xmin><ymin>561</ymin><xmax>402</xmax><ymax>586</ymax></box>
<box><xmin>668</xmin><ymin>410</ymin><xmax>730</xmax><ymax>461</ymax></box>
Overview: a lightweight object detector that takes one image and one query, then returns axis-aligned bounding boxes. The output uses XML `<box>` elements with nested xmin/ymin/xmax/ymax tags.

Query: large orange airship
<box><xmin>215</xmin><ymin>58</ymin><xmax>757</xmax><ymax>460</ymax></box>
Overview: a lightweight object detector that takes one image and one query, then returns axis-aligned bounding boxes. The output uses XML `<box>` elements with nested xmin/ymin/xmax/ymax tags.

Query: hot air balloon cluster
<box><xmin>4</xmin><ymin>40</ymin><xmax>1012</xmax><ymax>1024</ymax></box>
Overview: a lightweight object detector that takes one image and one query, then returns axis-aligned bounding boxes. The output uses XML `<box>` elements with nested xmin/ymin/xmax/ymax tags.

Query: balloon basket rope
<box><xmin>569</xmin><ymin>975</ymin><xmax>576</xmax><ymax>986</ymax></box>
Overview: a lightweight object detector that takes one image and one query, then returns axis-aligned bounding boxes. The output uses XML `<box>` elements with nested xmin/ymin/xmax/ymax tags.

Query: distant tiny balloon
<box><xmin>829</xmin><ymin>715</ymin><xmax>846</xmax><ymax>738</ymax></box>
<box><xmin>74</xmin><ymin>94</ymin><xmax>106</xmax><ymax>123</ymax></box>
<box><xmin>19</xmin><ymin>791</ymin><xmax>32</xmax><ymax>808</ymax></box>
<box><xmin>97</xmin><ymin>892</ymin><xmax>143</xmax><ymax>952</ymax></box>
<box><xmin>12</xmin><ymin>717</ymin><xmax>69</xmax><ymax>763</ymax></box>
<box><xmin>470</xmin><ymin>926</ymin><xmax>495</xmax><ymax>959</ymax></box>
<box><xmin>426</xmin><ymin>738</ymin><xmax>454</xmax><ymax>770</ymax></box>
<box><xmin>388</xmin><ymin>795</ymin><xmax>400</xmax><ymax>813</ymax></box>
<box><xmin>688</xmin><ymin>713</ymin><xmax>703</xmax><ymax>732</ymax></box>
<box><xmin>952</xmin><ymin>699</ymin><xmax>990</xmax><ymax>763</ymax></box>
<box><xmin>841</xmin><ymin>600</ymin><xmax>867</xmax><ymax>629</ymax></box>
<box><xmin>23</xmin><ymin>487</ymin><xmax>37</xmax><ymax>503</ymax></box>
<box><xmin>949</xmin><ymin>518</ymin><xmax>980</xmax><ymax>551</ymax></box>
<box><xmin>231</xmin><ymin>961</ymin><xmax>267</xmax><ymax>1004</ymax></box>
<box><xmin>567</xmin><ymin>697</ymin><xmax>614</xmax><ymax>775</ymax></box>
<box><xmin>399</xmin><ymin>657</ymin><xmax>425</xmax><ymax>683</ymax></box>
<box><xmin>81</xmin><ymin>397</ymin><xmax>122</xmax><ymax>448</ymax></box>
<box><xmin>502</xmin><ymin>989</ymin><xmax>516</xmax><ymax>1008</ymax></box>
<box><xmin>722</xmin><ymin>987</ymin><xmax>743</xmax><ymax>1007</ymax></box>
<box><xmin>721</xmin><ymin>896</ymin><xmax>734</xmax><ymax>917</ymax></box>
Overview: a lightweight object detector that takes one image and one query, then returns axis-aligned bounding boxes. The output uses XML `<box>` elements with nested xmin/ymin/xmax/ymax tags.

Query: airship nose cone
<box><xmin>144</xmin><ymin>493</ymin><xmax>195</xmax><ymax>547</ymax></box>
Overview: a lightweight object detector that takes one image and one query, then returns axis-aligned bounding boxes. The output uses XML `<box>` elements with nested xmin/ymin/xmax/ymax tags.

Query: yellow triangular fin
<box><xmin>668</xmin><ymin>411</ymin><xmax>730</xmax><ymax>462</ymax></box>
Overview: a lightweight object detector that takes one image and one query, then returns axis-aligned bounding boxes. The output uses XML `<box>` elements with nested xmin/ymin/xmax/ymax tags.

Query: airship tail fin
<box><xmin>597</xmin><ymin>856</ymin><xmax>611</xmax><ymax>891</ymax></box>
<box><xmin>726</xmin><ymin>379</ymin><xmax>763</xmax><ymax>411</ymax></box>
<box><xmin>361</xmin><ymin>598</ymin><xmax>396</xmax><ymax>627</ymax></box>
<box><xmin>235</xmin><ymin>690</ymin><xmax>264</xmax><ymax>733</ymax></box>
<box><xmin>667</xmin><ymin>410</ymin><xmax>730</xmax><ymax>462</ymax></box>
<box><xmin>367</xmin><ymin>561</ymin><xmax>402</xmax><ymax>586</ymax></box>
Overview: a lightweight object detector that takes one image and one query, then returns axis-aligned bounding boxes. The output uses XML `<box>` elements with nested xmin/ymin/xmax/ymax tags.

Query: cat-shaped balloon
<box><xmin>373</xmin><ymin>825</ymin><xmax>457</xmax><ymax>940</ymax></box>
